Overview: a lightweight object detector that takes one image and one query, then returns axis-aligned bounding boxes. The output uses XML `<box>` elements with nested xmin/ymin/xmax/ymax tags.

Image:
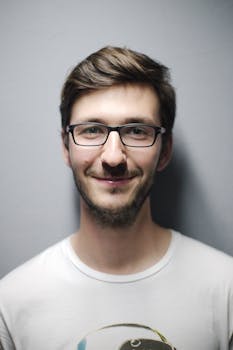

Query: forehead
<box><xmin>70</xmin><ymin>84</ymin><xmax>160</xmax><ymax>125</ymax></box>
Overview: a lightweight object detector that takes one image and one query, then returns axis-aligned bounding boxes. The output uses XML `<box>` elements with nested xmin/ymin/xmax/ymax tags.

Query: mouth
<box><xmin>92</xmin><ymin>175</ymin><xmax>136</xmax><ymax>186</ymax></box>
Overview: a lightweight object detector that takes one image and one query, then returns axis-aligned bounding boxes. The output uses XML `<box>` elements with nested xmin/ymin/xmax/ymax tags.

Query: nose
<box><xmin>100</xmin><ymin>131</ymin><xmax>126</xmax><ymax>167</ymax></box>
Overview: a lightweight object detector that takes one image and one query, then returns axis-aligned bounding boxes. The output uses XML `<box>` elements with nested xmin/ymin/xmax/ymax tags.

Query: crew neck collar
<box><xmin>62</xmin><ymin>230</ymin><xmax>180</xmax><ymax>283</ymax></box>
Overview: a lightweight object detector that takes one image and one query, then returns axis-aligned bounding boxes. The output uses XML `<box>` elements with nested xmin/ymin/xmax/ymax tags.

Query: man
<box><xmin>0</xmin><ymin>46</ymin><xmax>232</xmax><ymax>350</ymax></box>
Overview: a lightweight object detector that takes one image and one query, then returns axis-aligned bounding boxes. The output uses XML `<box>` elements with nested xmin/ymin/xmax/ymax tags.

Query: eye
<box><xmin>123</xmin><ymin>125</ymin><xmax>152</xmax><ymax>139</ymax></box>
<box><xmin>74</xmin><ymin>124</ymin><xmax>106</xmax><ymax>140</ymax></box>
<box><xmin>81</xmin><ymin>126</ymin><xmax>104</xmax><ymax>134</ymax></box>
<box><xmin>128</xmin><ymin>126</ymin><xmax>147</xmax><ymax>135</ymax></box>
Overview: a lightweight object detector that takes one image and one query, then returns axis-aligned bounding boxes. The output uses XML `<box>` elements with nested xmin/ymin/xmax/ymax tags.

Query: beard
<box><xmin>72</xmin><ymin>166</ymin><xmax>155</xmax><ymax>228</ymax></box>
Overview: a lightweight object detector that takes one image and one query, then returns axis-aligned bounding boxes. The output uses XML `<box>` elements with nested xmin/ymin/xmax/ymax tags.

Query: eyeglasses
<box><xmin>66</xmin><ymin>122</ymin><xmax>166</xmax><ymax>147</ymax></box>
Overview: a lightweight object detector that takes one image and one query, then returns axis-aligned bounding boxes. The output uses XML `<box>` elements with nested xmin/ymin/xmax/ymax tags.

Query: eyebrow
<box><xmin>80</xmin><ymin>116</ymin><xmax>157</xmax><ymax>125</ymax></box>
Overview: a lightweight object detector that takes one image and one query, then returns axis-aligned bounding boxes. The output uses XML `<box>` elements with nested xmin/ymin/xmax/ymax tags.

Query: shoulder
<box><xmin>174</xmin><ymin>231</ymin><xmax>233</xmax><ymax>286</ymax></box>
<box><xmin>0</xmin><ymin>238</ymin><xmax>68</xmax><ymax>301</ymax></box>
<box><xmin>177</xmin><ymin>231</ymin><xmax>233</xmax><ymax>264</ymax></box>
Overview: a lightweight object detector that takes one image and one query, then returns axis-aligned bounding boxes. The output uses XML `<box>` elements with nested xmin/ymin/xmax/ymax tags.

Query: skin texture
<box><xmin>62</xmin><ymin>83</ymin><xmax>172</xmax><ymax>274</ymax></box>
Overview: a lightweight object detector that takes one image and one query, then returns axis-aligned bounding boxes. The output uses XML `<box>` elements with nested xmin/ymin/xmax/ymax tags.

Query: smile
<box><xmin>92</xmin><ymin>176</ymin><xmax>136</xmax><ymax>186</ymax></box>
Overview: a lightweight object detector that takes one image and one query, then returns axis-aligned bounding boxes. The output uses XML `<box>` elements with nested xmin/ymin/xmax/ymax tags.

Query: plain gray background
<box><xmin>1</xmin><ymin>0</ymin><xmax>233</xmax><ymax>278</ymax></box>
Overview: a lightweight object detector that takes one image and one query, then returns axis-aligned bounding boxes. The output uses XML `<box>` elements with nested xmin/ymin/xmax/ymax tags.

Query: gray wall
<box><xmin>1</xmin><ymin>0</ymin><xmax>233</xmax><ymax>278</ymax></box>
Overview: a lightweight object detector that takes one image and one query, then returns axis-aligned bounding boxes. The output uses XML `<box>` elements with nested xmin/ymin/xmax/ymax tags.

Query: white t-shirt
<box><xmin>0</xmin><ymin>231</ymin><xmax>232</xmax><ymax>350</ymax></box>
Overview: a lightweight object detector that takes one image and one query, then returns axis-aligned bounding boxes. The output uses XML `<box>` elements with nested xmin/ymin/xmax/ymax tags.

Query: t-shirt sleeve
<box><xmin>0</xmin><ymin>307</ymin><xmax>15</xmax><ymax>350</ymax></box>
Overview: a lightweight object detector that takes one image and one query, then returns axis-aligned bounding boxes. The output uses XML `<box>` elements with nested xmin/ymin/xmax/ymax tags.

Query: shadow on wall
<box><xmin>151</xmin><ymin>142</ymin><xmax>187</xmax><ymax>231</ymax></box>
<box><xmin>151</xmin><ymin>143</ymin><xmax>232</xmax><ymax>255</ymax></box>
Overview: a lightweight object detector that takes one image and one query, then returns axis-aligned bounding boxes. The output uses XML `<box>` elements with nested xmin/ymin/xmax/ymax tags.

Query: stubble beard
<box><xmin>72</xmin><ymin>170</ymin><xmax>155</xmax><ymax>228</ymax></box>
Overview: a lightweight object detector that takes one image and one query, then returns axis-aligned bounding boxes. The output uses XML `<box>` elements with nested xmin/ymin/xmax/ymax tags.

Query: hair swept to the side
<box><xmin>60</xmin><ymin>46</ymin><xmax>176</xmax><ymax>135</ymax></box>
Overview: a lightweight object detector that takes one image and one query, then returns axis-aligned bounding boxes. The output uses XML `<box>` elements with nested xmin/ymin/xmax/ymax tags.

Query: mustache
<box><xmin>86</xmin><ymin>165</ymin><xmax>142</xmax><ymax>179</ymax></box>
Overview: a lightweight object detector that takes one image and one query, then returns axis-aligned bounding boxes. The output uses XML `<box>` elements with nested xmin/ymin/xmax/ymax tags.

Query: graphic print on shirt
<box><xmin>76</xmin><ymin>323</ymin><xmax>176</xmax><ymax>349</ymax></box>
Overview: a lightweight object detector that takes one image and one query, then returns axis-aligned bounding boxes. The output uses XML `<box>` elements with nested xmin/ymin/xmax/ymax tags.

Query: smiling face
<box><xmin>63</xmin><ymin>84</ymin><xmax>172</xmax><ymax>227</ymax></box>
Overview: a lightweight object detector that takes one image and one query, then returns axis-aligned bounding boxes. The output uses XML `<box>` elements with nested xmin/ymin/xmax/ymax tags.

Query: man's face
<box><xmin>63</xmin><ymin>84</ymin><xmax>171</xmax><ymax>227</ymax></box>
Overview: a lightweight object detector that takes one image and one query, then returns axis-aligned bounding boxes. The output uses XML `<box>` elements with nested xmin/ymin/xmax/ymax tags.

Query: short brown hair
<box><xmin>60</xmin><ymin>46</ymin><xmax>176</xmax><ymax>136</ymax></box>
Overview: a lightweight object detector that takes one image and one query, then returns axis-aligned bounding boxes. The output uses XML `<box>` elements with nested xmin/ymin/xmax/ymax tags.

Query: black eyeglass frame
<box><xmin>66</xmin><ymin>122</ymin><xmax>166</xmax><ymax>147</ymax></box>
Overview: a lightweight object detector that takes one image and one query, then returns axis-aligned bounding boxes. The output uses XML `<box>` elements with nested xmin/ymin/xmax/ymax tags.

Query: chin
<box><xmin>83</xmin><ymin>192</ymin><xmax>149</xmax><ymax>228</ymax></box>
<box><xmin>92</xmin><ymin>196</ymin><xmax>133</xmax><ymax>211</ymax></box>
<box><xmin>86</xmin><ymin>197</ymin><xmax>135</xmax><ymax>214</ymax></box>
<box><xmin>74</xmin><ymin>172</ymin><xmax>153</xmax><ymax>227</ymax></box>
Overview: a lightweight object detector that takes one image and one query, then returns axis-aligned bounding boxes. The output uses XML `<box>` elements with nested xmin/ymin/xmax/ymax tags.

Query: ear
<box><xmin>61</xmin><ymin>130</ymin><xmax>72</xmax><ymax>168</ymax></box>
<box><xmin>157</xmin><ymin>134</ymin><xmax>173</xmax><ymax>172</ymax></box>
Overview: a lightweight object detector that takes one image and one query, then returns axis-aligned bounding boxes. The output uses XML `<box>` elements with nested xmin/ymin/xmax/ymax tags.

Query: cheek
<box><xmin>131</xmin><ymin>148</ymin><xmax>161</xmax><ymax>171</ymax></box>
<box><xmin>69</xmin><ymin>147</ymin><xmax>99</xmax><ymax>170</ymax></box>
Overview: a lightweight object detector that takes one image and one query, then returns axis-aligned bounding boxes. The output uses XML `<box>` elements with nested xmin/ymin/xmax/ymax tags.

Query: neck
<box><xmin>70</xmin><ymin>198</ymin><xmax>171</xmax><ymax>275</ymax></box>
